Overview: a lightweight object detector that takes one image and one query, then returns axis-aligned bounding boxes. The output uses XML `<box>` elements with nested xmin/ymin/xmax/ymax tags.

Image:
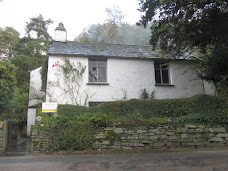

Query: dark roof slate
<box><xmin>48</xmin><ymin>41</ymin><xmax>161</xmax><ymax>59</ymax></box>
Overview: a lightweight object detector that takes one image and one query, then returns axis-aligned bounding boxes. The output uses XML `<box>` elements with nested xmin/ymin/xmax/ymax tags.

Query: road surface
<box><xmin>0</xmin><ymin>148</ymin><xmax>228</xmax><ymax>171</ymax></box>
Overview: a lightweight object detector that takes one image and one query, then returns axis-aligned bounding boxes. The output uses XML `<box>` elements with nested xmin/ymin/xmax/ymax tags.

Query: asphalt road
<box><xmin>0</xmin><ymin>148</ymin><xmax>228</xmax><ymax>171</ymax></box>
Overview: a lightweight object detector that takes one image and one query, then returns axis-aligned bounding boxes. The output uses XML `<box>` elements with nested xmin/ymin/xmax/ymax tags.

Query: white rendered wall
<box><xmin>203</xmin><ymin>81</ymin><xmax>215</xmax><ymax>95</ymax></box>
<box><xmin>89</xmin><ymin>58</ymin><xmax>155</xmax><ymax>101</ymax></box>
<box><xmin>27</xmin><ymin>67</ymin><xmax>45</xmax><ymax>136</ymax></box>
<box><xmin>28</xmin><ymin>67</ymin><xmax>45</xmax><ymax>106</ymax></box>
<box><xmin>46</xmin><ymin>56</ymin><xmax>214</xmax><ymax>106</ymax></box>
<box><xmin>46</xmin><ymin>56</ymin><xmax>89</xmax><ymax>105</ymax></box>
<box><xmin>55</xmin><ymin>30</ymin><xmax>67</xmax><ymax>42</ymax></box>
<box><xmin>153</xmin><ymin>61</ymin><xmax>215</xmax><ymax>99</ymax></box>
<box><xmin>27</xmin><ymin>108</ymin><xmax>36</xmax><ymax>136</ymax></box>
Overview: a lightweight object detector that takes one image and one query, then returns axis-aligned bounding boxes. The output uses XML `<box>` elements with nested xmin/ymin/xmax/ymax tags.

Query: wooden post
<box><xmin>3</xmin><ymin>120</ymin><xmax>8</xmax><ymax>152</ymax></box>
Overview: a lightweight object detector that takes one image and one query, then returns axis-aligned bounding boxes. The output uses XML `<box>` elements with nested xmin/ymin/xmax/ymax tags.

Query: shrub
<box><xmin>39</xmin><ymin>112</ymin><xmax>117</xmax><ymax>151</ymax></box>
<box><xmin>139</xmin><ymin>88</ymin><xmax>150</xmax><ymax>99</ymax></box>
<box><xmin>104</xmin><ymin>130</ymin><xmax>121</xmax><ymax>144</ymax></box>
<box><xmin>57</xmin><ymin>94</ymin><xmax>228</xmax><ymax>125</ymax></box>
<box><xmin>57</xmin><ymin>105</ymin><xmax>89</xmax><ymax>116</ymax></box>
<box><xmin>41</xmin><ymin>115</ymin><xmax>96</xmax><ymax>151</ymax></box>
<box><xmin>90</xmin><ymin>112</ymin><xmax>114</xmax><ymax>127</ymax></box>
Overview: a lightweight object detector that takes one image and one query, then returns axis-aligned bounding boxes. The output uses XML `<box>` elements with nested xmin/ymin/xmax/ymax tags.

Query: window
<box><xmin>89</xmin><ymin>102</ymin><xmax>105</xmax><ymax>107</ymax></box>
<box><xmin>154</xmin><ymin>62</ymin><xmax>170</xmax><ymax>84</ymax></box>
<box><xmin>89</xmin><ymin>59</ymin><xmax>107</xmax><ymax>82</ymax></box>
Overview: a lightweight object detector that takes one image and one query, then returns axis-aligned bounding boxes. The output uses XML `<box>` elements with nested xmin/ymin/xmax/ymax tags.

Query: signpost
<box><xmin>42</xmin><ymin>102</ymin><xmax>58</xmax><ymax>113</ymax></box>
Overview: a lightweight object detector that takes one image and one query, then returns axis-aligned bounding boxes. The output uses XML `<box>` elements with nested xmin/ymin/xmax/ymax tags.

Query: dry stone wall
<box><xmin>96</xmin><ymin>125</ymin><xmax>228</xmax><ymax>150</ymax></box>
<box><xmin>31</xmin><ymin>124</ymin><xmax>228</xmax><ymax>152</ymax></box>
<box><xmin>30</xmin><ymin>127</ymin><xmax>50</xmax><ymax>153</ymax></box>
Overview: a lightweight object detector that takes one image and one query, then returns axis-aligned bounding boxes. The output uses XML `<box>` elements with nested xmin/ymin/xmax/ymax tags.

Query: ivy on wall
<box><xmin>41</xmin><ymin>56</ymin><xmax>48</xmax><ymax>90</ymax></box>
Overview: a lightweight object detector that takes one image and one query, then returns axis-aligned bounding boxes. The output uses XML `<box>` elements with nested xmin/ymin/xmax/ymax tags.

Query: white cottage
<box><xmin>27</xmin><ymin>23</ymin><xmax>215</xmax><ymax>135</ymax></box>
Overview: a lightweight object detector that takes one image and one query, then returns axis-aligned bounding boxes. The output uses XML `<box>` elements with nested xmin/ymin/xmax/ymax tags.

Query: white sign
<box><xmin>42</xmin><ymin>102</ymin><xmax>58</xmax><ymax>113</ymax></box>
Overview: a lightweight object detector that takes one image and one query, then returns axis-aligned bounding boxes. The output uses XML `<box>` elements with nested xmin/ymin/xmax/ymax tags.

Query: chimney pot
<box><xmin>55</xmin><ymin>22</ymin><xmax>67</xmax><ymax>42</ymax></box>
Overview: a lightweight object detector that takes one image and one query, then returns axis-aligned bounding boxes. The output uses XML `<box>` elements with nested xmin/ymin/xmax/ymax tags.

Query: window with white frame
<box><xmin>154</xmin><ymin>62</ymin><xmax>170</xmax><ymax>84</ymax></box>
<box><xmin>89</xmin><ymin>59</ymin><xmax>107</xmax><ymax>82</ymax></box>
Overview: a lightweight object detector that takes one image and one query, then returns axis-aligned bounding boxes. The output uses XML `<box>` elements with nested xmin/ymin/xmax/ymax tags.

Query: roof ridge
<box><xmin>58</xmin><ymin>41</ymin><xmax>153</xmax><ymax>48</ymax></box>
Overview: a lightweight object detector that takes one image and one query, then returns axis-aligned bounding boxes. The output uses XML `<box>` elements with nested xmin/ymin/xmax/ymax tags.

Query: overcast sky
<box><xmin>0</xmin><ymin>0</ymin><xmax>142</xmax><ymax>41</ymax></box>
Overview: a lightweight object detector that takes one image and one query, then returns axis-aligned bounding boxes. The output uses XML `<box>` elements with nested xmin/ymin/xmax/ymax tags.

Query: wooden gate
<box><xmin>7</xmin><ymin>120</ymin><xmax>18</xmax><ymax>150</ymax></box>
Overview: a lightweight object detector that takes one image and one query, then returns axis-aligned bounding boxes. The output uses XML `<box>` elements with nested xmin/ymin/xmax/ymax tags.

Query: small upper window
<box><xmin>89</xmin><ymin>102</ymin><xmax>105</xmax><ymax>107</ymax></box>
<box><xmin>154</xmin><ymin>62</ymin><xmax>170</xmax><ymax>84</ymax></box>
<box><xmin>89</xmin><ymin>59</ymin><xmax>107</xmax><ymax>82</ymax></box>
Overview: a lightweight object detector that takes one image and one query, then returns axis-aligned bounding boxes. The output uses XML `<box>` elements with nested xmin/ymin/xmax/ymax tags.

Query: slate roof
<box><xmin>48</xmin><ymin>41</ymin><xmax>195</xmax><ymax>60</ymax></box>
<box><xmin>48</xmin><ymin>41</ymin><xmax>162</xmax><ymax>59</ymax></box>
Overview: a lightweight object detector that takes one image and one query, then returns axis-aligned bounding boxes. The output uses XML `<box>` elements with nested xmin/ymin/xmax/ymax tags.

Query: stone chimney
<box><xmin>55</xmin><ymin>22</ymin><xmax>67</xmax><ymax>42</ymax></box>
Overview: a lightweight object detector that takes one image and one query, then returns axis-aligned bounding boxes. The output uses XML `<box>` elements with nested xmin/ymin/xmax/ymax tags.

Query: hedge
<box><xmin>57</xmin><ymin>105</ymin><xmax>90</xmax><ymax>116</ymax></box>
<box><xmin>58</xmin><ymin>94</ymin><xmax>227</xmax><ymax>119</ymax></box>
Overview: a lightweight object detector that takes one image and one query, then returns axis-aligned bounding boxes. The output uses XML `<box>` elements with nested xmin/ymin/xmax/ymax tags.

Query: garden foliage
<box><xmin>39</xmin><ymin>94</ymin><xmax>227</xmax><ymax>151</ymax></box>
<box><xmin>0</xmin><ymin>59</ymin><xmax>17</xmax><ymax>114</ymax></box>
<box><xmin>58</xmin><ymin>94</ymin><xmax>227</xmax><ymax>125</ymax></box>
<box><xmin>39</xmin><ymin>112</ymin><xmax>113</xmax><ymax>151</ymax></box>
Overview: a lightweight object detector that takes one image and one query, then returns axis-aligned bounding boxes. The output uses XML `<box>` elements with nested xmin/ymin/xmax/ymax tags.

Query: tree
<box><xmin>24</xmin><ymin>14</ymin><xmax>53</xmax><ymax>66</ymax></box>
<box><xmin>0</xmin><ymin>27</ymin><xmax>19</xmax><ymax>58</ymax></box>
<box><xmin>118</xmin><ymin>23</ymin><xmax>151</xmax><ymax>45</ymax></box>
<box><xmin>11</xmin><ymin>14</ymin><xmax>53</xmax><ymax>88</ymax></box>
<box><xmin>14</xmin><ymin>36</ymin><xmax>48</xmax><ymax>66</ymax></box>
<box><xmin>200</xmin><ymin>45</ymin><xmax>228</xmax><ymax>96</ymax></box>
<box><xmin>26</xmin><ymin>14</ymin><xmax>53</xmax><ymax>40</ymax></box>
<box><xmin>0</xmin><ymin>59</ymin><xmax>17</xmax><ymax>114</ymax></box>
<box><xmin>105</xmin><ymin>5</ymin><xmax>124</xmax><ymax>43</ymax></box>
<box><xmin>76</xmin><ymin>24</ymin><xmax>105</xmax><ymax>43</ymax></box>
<box><xmin>8</xmin><ymin>54</ymin><xmax>38</xmax><ymax>115</ymax></box>
<box><xmin>10</xmin><ymin>54</ymin><xmax>37</xmax><ymax>88</ymax></box>
<box><xmin>138</xmin><ymin>0</ymin><xmax>228</xmax><ymax>95</ymax></box>
<box><xmin>75</xmin><ymin>5</ymin><xmax>151</xmax><ymax>45</ymax></box>
<box><xmin>76</xmin><ymin>23</ymin><xmax>151</xmax><ymax>45</ymax></box>
<box><xmin>106</xmin><ymin>5</ymin><xmax>124</xmax><ymax>25</ymax></box>
<box><xmin>8</xmin><ymin>14</ymin><xmax>53</xmax><ymax>115</ymax></box>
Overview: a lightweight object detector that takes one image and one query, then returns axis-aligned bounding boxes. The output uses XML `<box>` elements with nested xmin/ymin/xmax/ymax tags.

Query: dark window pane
<box><xmin>89</xmin><ymin>67</ymin><xmax>97</xmax><ymax>82</ymax></box>
<box><xmin>98</xmin><ymin>61</ymin><xmax>106</xmax><ymax>67</ymax></box>
<box><xmin>89</xmin><ymin>61</ymin><xmax>97</xmax><ymax>68</ymax></box>
<box><xmin>155</xmin><ymin>70</ymin><xmax>161</xmax><ymax>84</ymax></box>
<box><xmin>162</xmin><ymin>70</ymin><xmax>169</xmax><ymax>83</ymax></box>
<box><xmin>98</xmin><ymin>67</ymin><xmax>106</xmax><ymax>82</ymax></box>
<box><xmin>89</xmin><ymin>59</ymin><xmax>107</xmax><ymax>83</ymax></box>
<box><xmin>154</xmin><ymin>63</ymin><xmax>160</xmax><ymax>69</ymax></box>
<box><xmin>89</xmin><ymin>102</ymin><xmax>104</xmax><ymax>107</ymax></box>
